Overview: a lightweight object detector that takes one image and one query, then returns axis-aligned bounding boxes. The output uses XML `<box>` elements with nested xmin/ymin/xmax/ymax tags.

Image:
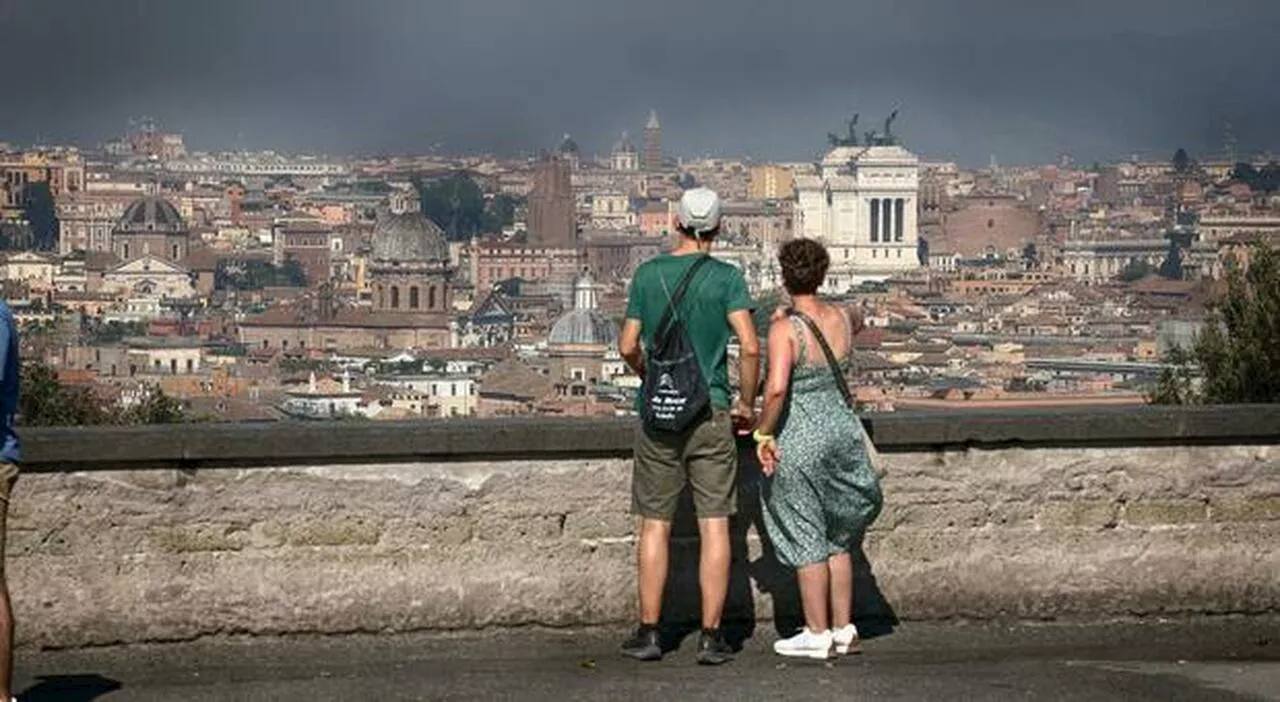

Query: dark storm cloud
<box><xmin>3</xmin><ymin>0</ymin><xmax>1278</xmax><ymax>164</ymax></box>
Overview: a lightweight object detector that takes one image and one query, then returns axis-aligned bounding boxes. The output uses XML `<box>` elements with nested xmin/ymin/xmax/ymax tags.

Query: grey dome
<box><xmin>548</xmin><ymin>273</ymin><xmax>617</xmax><ymax>347</ymax></box>
<box><xmin>549</xmin><ymin>309</ymin><xmax>618</xmax><ymax>347</ymax></box>
<box><xmin>115</xmin><ymin>196</ymin><xmax>186</xmax><ymax>234</ymax></box>
<box><xmin>614</xmin><ymin>132</ymin><xmax>637</xmax><ymax>154</ymax></box>
<box><xmin>558</xmin><ymin>133</ymin><xmax>580</xmax><ymax>155</ymax></box>
<box><xmin>371</xmin><ymin>211</ymin><xmax>449</xmax><ymax>262</ymax></box>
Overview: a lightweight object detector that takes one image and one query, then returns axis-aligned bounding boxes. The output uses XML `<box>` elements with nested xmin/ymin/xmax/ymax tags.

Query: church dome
<box><xmin>371</xmin><ymin>211</ymin><xmax>450</xmax><ymax>263</ymax></box>
<box><xmin>613</xmin><ymin>131</ymin><xmax>637</xmax><ymax>154</ymax></box>
<box><xmin>115</xmin><ymin>196</ymin><xmax>187</xmax><ymax>234</ymax></box>
<box><xmin>558</xmin><ymin>133</ymin><xmax>580</xmax><ymax>155</ymax></box>
<box><xmin>548</xmin><ymin>273</ymin><xmax>618</xmax><ymax>348</ymax></box>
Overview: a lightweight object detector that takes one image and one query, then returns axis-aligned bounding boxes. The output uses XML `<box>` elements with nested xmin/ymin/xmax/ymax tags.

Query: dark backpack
<box><xmin>640</xmin><ymin>256</ymin><xmax>712</xmax><ymax>433</ymax></box>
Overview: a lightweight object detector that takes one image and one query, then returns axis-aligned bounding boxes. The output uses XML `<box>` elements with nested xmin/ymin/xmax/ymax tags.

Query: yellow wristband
<box><xmin>752</xmin><ymin>430</ymin><xmax>774</xmax><ymax>444</ymax></box>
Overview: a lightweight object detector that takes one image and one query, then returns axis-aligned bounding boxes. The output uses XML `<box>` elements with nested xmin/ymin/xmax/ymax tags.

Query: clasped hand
<box><xmin>756</xmin><ymin>437</ymin><xmax>780</xmax><ymax>477</ymax></box>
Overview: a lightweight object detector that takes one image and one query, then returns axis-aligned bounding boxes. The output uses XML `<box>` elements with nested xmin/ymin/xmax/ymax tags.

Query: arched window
<box><xmin>409</xmin><ymin>286</ymin><xmax>420</xmax><ymax>309</ymax></box>
<box><xmin>390</xmin><ymin>286</ymin><xmax>400</xmax><ymax>309</ymax></box>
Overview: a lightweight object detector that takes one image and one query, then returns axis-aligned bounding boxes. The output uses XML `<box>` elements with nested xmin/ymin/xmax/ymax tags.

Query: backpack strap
<box><xmin>790</xmin><ymin>309</ymin><xmax>856</xmax><ymax>412</ymax></box>
<box><xmin>654</xmin><ymin>255</ymin><xmax>711</xmax><ymax>343</ymax></box>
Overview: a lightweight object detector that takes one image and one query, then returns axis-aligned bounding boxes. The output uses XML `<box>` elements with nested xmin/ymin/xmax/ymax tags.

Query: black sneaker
<box><xmin>696</xmin><ymin>628</ymin><xmax>734</xmax><ymax>665</ymax></box>
<box><xmin>621</xmin><ymin>625</ymin><xmax>662</xmax><ymax>661</ymax></box>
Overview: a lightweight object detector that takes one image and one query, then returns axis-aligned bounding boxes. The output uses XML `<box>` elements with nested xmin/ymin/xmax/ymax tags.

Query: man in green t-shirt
<box><xmin>618</xmin><ymin>187</ymin><xmax>760</xmax><ymax>665</ymax></box>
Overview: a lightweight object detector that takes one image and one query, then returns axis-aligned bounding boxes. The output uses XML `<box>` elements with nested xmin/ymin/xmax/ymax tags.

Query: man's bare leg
<box><xmin>637</xmin><ymin>518</ymin><xmax>672</xmax><ymax>625</ymax></box>
<box><xmin>696</xmin><ymin>517</ymin><xmax>730</xmax><ymax>629</ymax></box>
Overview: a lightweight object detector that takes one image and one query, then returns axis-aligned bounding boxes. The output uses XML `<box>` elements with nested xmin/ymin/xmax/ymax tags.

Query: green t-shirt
<box><xmin>625</xmin><ymin>253</ymin><xmax>754</xmax><ymax>411</ymax></box>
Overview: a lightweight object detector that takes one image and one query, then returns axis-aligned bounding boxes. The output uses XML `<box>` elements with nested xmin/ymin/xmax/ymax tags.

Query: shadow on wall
<box><xmin>658</xmin><ymin>436</ymin><xmax>897</xmax><ymax>652</ymax></box>
<box><xmin>21</xmin><ymin>674</ymin><xmax>123</xmax><ymax>701</ymax></box>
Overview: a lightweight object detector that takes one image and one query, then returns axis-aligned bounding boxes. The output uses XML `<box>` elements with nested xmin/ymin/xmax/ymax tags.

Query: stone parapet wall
<box><xmin>7</xmin><ymin>406</ymin><xmax>1280</xmax><ymax>648</ymax></box>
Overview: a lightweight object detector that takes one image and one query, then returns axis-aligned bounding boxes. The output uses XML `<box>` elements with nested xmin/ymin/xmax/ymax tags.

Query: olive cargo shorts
<box><xmin>632</xmin><ymin>410</ymin><xmax>738</xmax><ymax>520</ymax></box>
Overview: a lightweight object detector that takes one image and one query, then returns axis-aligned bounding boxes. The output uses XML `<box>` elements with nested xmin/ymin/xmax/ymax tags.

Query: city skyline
<box><xmin>3</xmin><ymin>0</ymin><xmax>1280</xmax><ymax>166</ymax></box>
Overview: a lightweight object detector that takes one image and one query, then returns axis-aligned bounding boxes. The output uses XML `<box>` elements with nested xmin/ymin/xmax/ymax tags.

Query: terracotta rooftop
<box><xmin>476</xmin><ymin>359</ymin><xmax>554</xmax><ymax>401</ymax></box>
<box><xmin>240</xmin><ymin>306</ymin><xmax>450</xmax><ymax>329</ymax></box>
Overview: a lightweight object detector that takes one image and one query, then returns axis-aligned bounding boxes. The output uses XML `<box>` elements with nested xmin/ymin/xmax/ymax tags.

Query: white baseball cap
<box><xmin>677</xmin><ymin>187</ymin><xmax>722</xmax><ymax>236</ymax></box>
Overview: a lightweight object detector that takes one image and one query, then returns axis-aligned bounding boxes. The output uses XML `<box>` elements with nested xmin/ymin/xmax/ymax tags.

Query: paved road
<box><xmin>14</xmin><ymin>617</ymin><xmax>1280</xmax><ymax>701</ymax></box>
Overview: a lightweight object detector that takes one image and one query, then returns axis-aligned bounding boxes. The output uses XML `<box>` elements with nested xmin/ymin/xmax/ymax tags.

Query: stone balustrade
<box><xmin>8</xmin><ymin>405</ymin><xmax>1280</xmax><ymax>648</ymax></box>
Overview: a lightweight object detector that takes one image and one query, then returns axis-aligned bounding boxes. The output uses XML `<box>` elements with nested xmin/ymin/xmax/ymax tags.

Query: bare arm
<box><xmin>620</xmin><ymin>318</ymin><xmax>645</xmax><ymax>380</ymax></box>
<box><xmin>756</xmin><ymin>319</ymin><xmax>793</xmax><ymax>436</ymax></box>
<box><xmin>727</xmin><ymin>309</ymin><xmax>760</xmax><ymax>410</ymax></box>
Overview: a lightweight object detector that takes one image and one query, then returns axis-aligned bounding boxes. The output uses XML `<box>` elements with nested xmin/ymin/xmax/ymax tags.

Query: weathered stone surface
<box><xmin>1211</xmin><ymin>497</ymin><xmax>1280</xmax><ymax>522</ymax></box>
<box><xmin>1037</xmin><ymin>500</ymin><xmax>1120</xmax><ymax>529</ymax></box>
<box><xmin>1124</xmin><ymin>500</ymin><xmax>1210</xmax><ymax>526</ymax></box>
<box><xmin>6</xmin><ymin>443</ymin><xmax>1279</xmax><ymax>649</ymax></box>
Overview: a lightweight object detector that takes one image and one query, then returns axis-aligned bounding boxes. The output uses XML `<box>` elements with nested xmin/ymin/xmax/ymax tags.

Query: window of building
<box><xmin>572</xmin><ymin>368</ymin><xmax>586</xmax><ymax>381</ymax></box>
<box><xmin>390</xmin><ymin>286</ymin><xmax>400</xmax><ymax>308</ymax></box>
<box><xmin>872</xmin><ymin>249</ymin><xmax>877</xmax><ymax>258</ymax></box>
<box><xmin>451</xmin><ymin>383</ymin><xmax>457</xmax><ymax>397</ymax></box>
<box><xmin>186</xmin><ymin>359</ymin><xmax>194</xmax><ymax>373</ymax></box>
<box><xmin>428</xmin><ymin>286</ymin><xmax>437</xmax><ymax>309</ymax></box>
<box><xmin>988</xmin><ymin>219</ymin><xmax>994</xmax><ymax>229</ymax></box>
<box><xmin>122</xmin><ymin>244</ymin><xmax>130</xmax><ymax>259</ymax></box>
<box><xmin>409</xmin><ymin>286</ymin><xmax>420</xmax><ymax>309</ymax></box>
<box><xmin>895</xmin><ymin>199</ymin><xmax>905</xmax><ymax>241</ymax></box>
<box><xmin>869</xmin><ymin>199</ymin><xmax>880</xmax><ymax>242</ymax></box>
<box><xmin>172</xmin><ymin>244</ymin><xmax>180</xmax><ymax>260</ymax></box>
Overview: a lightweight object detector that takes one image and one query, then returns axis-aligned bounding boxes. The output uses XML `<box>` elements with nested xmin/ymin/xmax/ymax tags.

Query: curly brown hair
<box><xmin>778</xmin><ymin>238</ymin><xmax>830</xmax><ymax>295</ymax></box>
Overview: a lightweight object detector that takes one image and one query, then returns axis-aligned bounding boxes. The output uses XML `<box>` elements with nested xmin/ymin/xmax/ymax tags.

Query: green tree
<box><xmin>18</xmin><ymin>361</ymin><xmax>186</xmax><ymax>426</ymax></box>
<box><xmin>216</xmin><ymin>259</ymin><xmax>307</xmax><ymax>291</ymax></box>
<box><xmin>1119</xmin><ymin>259</ymin><xmax>1155</xmax><ymax>282</ymax></box>
<box><xmin>1151</xmin><ymin>245</ymin><xmax>1280</xmax><ymax>405</ymax></box>
<box><xmin>1172</xmin><ymin>148</ymin><xmax>1193</xmax><ymax>174</ymax></box>
<box><xmin>483</xmin><ymin>194</ymin><xmax>521</xmax><ymax>232</ymax></box>
<box><xmin>18</xmin><ymin>362</ymin><xmax>111</xmax><ymax>426</ymax></box>
<box><xmin>118</xmin><ymin>385</ymin><xmax>186</xmax><ymax>424</ymax></box>
<box><xmin>86</xmin><ymin>320</ymin><xmax>150</xmax><ymax>344</ymax></box>
<box><xmin>21</xmin><ymin>181</ymin><xmax>59</xmax><ymax>251</ymax></box>
<box><xmin>751</xmin><ymin>290</ymin><xmax>786</xmax><ymax>341</ymax></box>
<box><xmin>1229</xmin><ymin>162</ymin><xmax>1280</xmax><ymax>192</ymax></box>
<box><xmin>1021</xmin><ymin>242</ymin><xmax>1039</xmax><ymax>268</ymax></box>
<box><xmin>415</xmin><ymin>173</ymin><xmax>488</xmax><ymax>241</ymax></box>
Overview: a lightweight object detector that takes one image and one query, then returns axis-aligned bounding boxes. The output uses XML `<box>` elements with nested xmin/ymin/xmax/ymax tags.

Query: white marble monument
<box><xmin>794</xmin><ymin>120</ymin><xmax>922</xmax><ymax>290</ymax></box>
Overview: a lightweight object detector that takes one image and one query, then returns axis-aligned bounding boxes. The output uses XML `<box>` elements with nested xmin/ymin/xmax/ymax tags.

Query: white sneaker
<box><xmin>773</xmin><ymin>628</ymin><xmax>835</xmax><ymax>660</ymax></box>
<box><xmin>833</xmin><ymin>623</ymin><xmax>862</xmax><ymax>654</ymax></box>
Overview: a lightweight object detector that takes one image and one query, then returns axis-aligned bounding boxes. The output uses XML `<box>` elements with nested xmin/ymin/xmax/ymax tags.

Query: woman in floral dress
<box><xmin>753</xmin><ymin>238</ymin><xmax>883</xmax><ymax>660</ymax></box>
